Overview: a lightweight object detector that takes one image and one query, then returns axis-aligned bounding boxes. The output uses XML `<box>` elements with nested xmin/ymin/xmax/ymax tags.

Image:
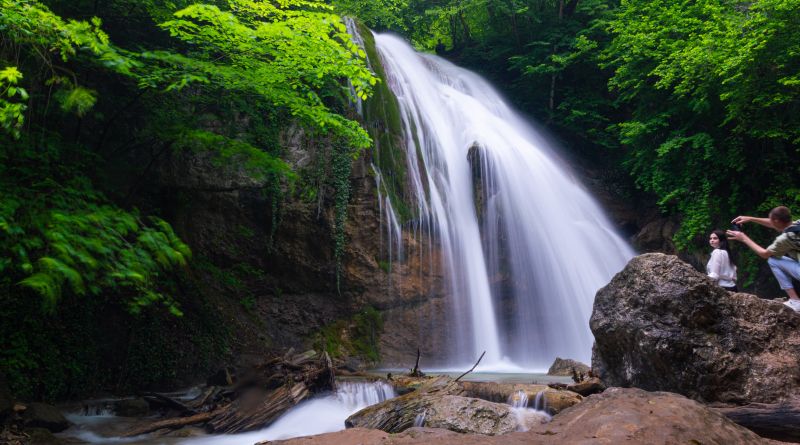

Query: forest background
<box><xmin>1</xmin><ymin>0</ymin><xmax>798</xmax><ymax>401</ymax></box>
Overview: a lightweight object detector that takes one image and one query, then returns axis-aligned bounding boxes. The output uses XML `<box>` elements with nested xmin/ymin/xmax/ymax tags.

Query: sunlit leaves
<box><xmin>0</xmin><ymin>66</ymin><xmax>28</xmax><ymax>138</ymax></box>
<box><xmin>57</xmin><ymin>87</ymin><xmax>97</xmax><ymax>116</ymax></box>
<box><xmin>150</xmin><ymin>0</ymin><xmax>377</xmax><ymax>148</ymax></box>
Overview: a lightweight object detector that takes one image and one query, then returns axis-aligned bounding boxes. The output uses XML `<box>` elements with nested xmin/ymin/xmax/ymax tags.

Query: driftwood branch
<box><xmin>409</xmin><ymin>348</ymin><xmax>424</xmax><ymax>377</ymax></box>
<box><xmin>454</xmin><ymin>351</ymin><xmax>486</xmax><ymax>382</ymax></box>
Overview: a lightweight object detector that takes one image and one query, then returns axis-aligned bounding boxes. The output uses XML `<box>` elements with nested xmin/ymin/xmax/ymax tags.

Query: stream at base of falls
<box><xmin>58</xmin><ymin>375</ymin><xmax>562</xmax><ymax>445</ymax></box>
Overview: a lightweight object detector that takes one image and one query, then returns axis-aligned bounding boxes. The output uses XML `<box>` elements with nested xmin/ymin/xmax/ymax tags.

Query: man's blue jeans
<box><xmin>768</xmin><ymin>256</ymin><xmax>800</xmax><ymax>290</ymax></box>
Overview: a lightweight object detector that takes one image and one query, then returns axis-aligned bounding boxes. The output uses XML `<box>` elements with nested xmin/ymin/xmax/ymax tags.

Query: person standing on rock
<box><xmin>727</xmin><ymin>206</ymin><xmax>800</xmax><ymax>311</ymax></box>
<box><xmin>707</xmin><ymin>230</ymin><xmax>737</xmax><ymax>291</ymax></box>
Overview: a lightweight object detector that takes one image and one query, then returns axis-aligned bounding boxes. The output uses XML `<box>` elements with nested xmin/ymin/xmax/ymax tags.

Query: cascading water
<box><xmin>179</xmin><ymin>381</ymin><xmax>395</xmax><ymax>444</ymax></box>
<box><xmin>61</xmin><ymin>382</ymin><xmax>395</xmax><ymax>444</ymax></box>
<box><xmin>373</xmin><ymin>33</ymin><xmax>635</xmax><ymax>369</ymax></box>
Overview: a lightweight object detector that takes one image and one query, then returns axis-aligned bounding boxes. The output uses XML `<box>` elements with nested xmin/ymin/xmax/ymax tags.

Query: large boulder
<box><xmin>591</xmin><ymin>253</ymin><xmax>800</xmax><ymax>404</ymax></box>
<box><xmin>528</xmin><ymin>387</ymin><xmax>768</xmax><ymax>444</ymax></box>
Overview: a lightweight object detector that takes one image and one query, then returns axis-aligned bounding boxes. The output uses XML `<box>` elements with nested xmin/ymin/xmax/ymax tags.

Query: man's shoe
<box><xmin>783</xmin><ymin>299</ymin><xmax>800</xmax><ymax>312</ymax></box>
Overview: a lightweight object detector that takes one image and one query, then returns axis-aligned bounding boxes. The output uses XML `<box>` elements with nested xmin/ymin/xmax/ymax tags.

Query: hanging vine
<box><xmin>331</xmin><ymin>139</ymin><xmax>355</xmax><ymax>293</ymax></box>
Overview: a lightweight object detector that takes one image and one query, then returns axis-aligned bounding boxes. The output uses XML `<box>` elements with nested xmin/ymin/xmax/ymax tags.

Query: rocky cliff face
<box><xmin>145</xmin><ymin>116</ymin><xmax>448</xmax><ymax>370</ymax></box>
<box><xmin>591</xmin><ymin>253</ymin><xmax>800</xmax><ymax>404</ymax></box>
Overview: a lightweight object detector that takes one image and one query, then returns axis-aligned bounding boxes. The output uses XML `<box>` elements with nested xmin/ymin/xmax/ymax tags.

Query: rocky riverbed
<box><xmin>5</xmin><ymin>253</ymin><xmax>800</xmax><ymax>444</ymax></box>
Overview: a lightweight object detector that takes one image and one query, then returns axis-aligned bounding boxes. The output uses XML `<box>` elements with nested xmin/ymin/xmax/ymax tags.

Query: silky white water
<box><xmin>374</xmin><ymin>33</ymin><xmax>635</xmax><ymax>369</ymax></box>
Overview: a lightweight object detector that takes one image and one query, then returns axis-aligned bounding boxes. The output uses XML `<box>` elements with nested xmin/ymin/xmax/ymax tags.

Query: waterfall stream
<box><xmin>373</xmin><ymin>33</ymin><xmax>635</xmax><ymax>369</ymax></box>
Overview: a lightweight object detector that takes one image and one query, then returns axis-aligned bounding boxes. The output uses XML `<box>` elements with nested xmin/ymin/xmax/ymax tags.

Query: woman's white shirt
<box><xmin>707</xmin><ymin>248</ymin><xmax>736</xmax><ymax>288</ymax></box>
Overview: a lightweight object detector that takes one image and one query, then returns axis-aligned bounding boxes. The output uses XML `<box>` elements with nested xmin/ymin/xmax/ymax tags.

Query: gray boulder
<box><xmin>345</xmin><ymin>376</ymin><xmax>547</xmax><ymax>435</ymax></box>
<box><xmin>546</xmin><ymin>357</ymin><xmax>589</xmax><ymax>377</ymax></box>
<box><xmin>591</xmin><ymin>253</ymin><xmax>800</xmax><ymax>404</ymax></box>
<box><xmin>346</xmin><ymin>394</ymin><xmax>542</xmax><ymax>435</ymax></box>
<box><xmin>458</xmin><ymin>382</ymin><xmax>581</xmax><ymax>414</ymax></box>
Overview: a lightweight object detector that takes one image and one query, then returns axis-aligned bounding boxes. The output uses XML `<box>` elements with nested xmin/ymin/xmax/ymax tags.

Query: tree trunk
<box><xmin>714</xmin><ymin>400</ymin><xmax>800</xmax><ymax>442</ymax></box>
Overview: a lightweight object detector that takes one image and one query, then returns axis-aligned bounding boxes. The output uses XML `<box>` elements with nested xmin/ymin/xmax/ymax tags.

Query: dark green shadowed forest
<box><xmin>1</xmin><ymin>0</ymin><xmax>799</xmax><ymax>401</ymax></box>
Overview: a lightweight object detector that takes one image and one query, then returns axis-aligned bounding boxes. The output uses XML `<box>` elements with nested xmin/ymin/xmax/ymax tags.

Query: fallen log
<box><xmin>142</xmin><ymin>392</ymin><xmax>196</xmax><ymax>415</ymax></box>
<box><xmin>714</xmin><ymin>400</ymin><xmax>800</xmax><ymax>442</ymax></box>
<box><xmin>123</xmin><ymin>350</ymin><xmax>336</xmax><ymax>437</ymax></box>
<box><xmin>123</xmin><ymin>407</ymin><xmax>225</xmax><ymax>437</ymax></box>
<box><xmin>208</xmin><ymin>383</ymin><xmax>309</xmax><ymax>433</ymax></box>
<box><xmin>186</xmin><ymin>386</ymin><xmax>219</xmax><ymax>410</ymax></box>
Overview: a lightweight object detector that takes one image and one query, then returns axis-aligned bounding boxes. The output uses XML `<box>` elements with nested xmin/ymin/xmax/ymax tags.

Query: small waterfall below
<box><xmin>179</xmin><ymin>381</ymin><xmax>395</xmax><ymax>444</ymax></box>
<box><xmin>533</xmin><ymin>391</ymin><xmax>548</xmax><ymax>412</ymax></box>
<box><xmin>61</xmin><ymin>382</ymin><xmax>395</xmax><ymax>445</ymax></box>
<box><xmin>372</xmin><ymin>33</ymin><xmax>635</xmax><ymax>368</ymax></box>
<box><xmin>508</xmin><ymin>390</ymin><xmax>529</xmax><ymax>409</ymax></box>
<box><xmin>507</xmin><ymin>390</ymin><xmax>551</xmax><ymax>432</ymax></box>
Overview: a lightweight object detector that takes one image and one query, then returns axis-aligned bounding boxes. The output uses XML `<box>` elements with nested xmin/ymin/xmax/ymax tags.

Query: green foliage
<box><xmin>0</xmin><ymin>139</ymin><xmax>191</xmax><ymax>315</ymax></box>
<box><xmin>0</xmin><ymin>66</ymin><xmax>28</xmax><ymax>138</ymax></box>
<box><xmin>332</xmin><ymin>0</ymin><xmax>409</xmax><ymax>31</ymax></box>
<box><xmin>57</xmin><ymin>86</ymin><xmax>97</xmax><ymax>116</ymax></box>
<box><xmin>331</xmin><ymin>140</ymin><xmax>356</xmax><ymax>292</ymax></box>
<box><xmin>175</xmin><ymin>129</ymin><xmax>296</xmax><ymax>183</ymax></box>
<box><xmin>602</xmin><ymin>0</ymin><xmax>800</xmax><ymax>247</ymax></box>
<box><xmin>144</xmin><ymin>0</ymin><xmax>377</xmax><ymax>148</ymax></box>
<box><xmin>313</xmin><ymin>306</ymin><xmax>383</xmax><ymax>362</ymax></box>
<box><xmin>357</xmin><ymin>22</ymin><xmax>413</xmax><ymax>223</ymax></box>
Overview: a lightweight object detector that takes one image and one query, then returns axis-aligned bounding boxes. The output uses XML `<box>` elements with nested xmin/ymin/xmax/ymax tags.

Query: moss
<box><xmin>358</xmin><ymin>21</ymin><xmax>415</xmax><ymax>224</ymax></box>
<box><xmin>311</xmin><ymin>305</ymin><xmax>384</xmax><ymax>363</ymax></box>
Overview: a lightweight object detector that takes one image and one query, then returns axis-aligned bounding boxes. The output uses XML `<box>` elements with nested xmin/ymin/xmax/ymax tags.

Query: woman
<box><xmin>707</xmin><ymin>229</ymin><xmax>737</xmax><ymax>291</ymax></box>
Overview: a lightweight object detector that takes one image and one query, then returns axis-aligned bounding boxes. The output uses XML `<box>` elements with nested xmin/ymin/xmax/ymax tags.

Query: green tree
<box><xmin>602</xmin><ymin>0</ymin><xmax>800</xmax><ymax>246</ymax></box>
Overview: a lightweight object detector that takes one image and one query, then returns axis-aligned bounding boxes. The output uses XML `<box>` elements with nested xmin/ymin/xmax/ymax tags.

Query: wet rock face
<box><xmin>145</xmin><ymin>124</ymin><xmax>448</xmax><ymax>367</ymax></box>
<box><xmin>591</xmin><ymin>253</ymin><xmax>800</xmax><ymax>404</ymax></box>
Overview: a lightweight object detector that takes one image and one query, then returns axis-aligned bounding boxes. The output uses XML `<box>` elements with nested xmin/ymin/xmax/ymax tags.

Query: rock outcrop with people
<box><xmin>591</xmin><ymin>253</ymin><xmax>800</xmax><ymax>404</ymax></box>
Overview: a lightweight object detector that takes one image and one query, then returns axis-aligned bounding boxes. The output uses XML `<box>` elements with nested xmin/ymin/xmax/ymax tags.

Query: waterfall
<box><xmin>372</xmin><ymin>33</ymin><xmax>635</xmax><ymax>369</ymax></box>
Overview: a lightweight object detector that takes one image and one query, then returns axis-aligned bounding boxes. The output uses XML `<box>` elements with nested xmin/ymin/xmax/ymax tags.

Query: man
<box><xmin>727</xmin><ymin>206</ymin><xmax>800</xmax><ymax>312</ymax></box>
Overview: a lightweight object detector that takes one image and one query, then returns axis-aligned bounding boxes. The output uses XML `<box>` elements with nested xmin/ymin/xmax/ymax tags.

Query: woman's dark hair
<box><xmin>712</xmin><ymin>229</ymin><xmax>736</xmax><ymax>268</ymax></box>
